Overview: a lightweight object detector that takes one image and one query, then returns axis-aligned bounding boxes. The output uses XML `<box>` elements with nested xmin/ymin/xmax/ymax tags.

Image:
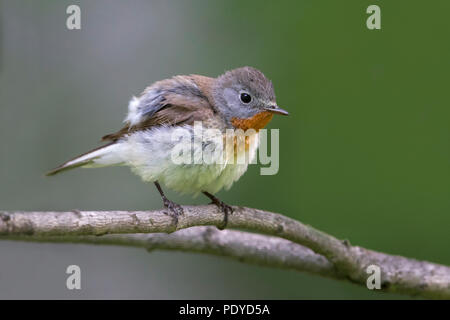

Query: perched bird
<box><xmin>47</xmin><ymin>66</ymin><xmax>288</xmax><ymax>228</ymax></box>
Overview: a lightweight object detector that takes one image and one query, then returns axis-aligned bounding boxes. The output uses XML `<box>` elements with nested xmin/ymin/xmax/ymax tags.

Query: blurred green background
<box><xmin>0</xmin><ymin>0</ymin><xmax>449</xmax><ymax>299</ymax></box>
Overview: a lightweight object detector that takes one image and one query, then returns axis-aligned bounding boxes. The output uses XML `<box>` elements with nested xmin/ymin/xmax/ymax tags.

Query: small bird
<box><xmin>47</xmin><ymin>66</ymin><xmax>288</xmax><ymax>229</ymax></box>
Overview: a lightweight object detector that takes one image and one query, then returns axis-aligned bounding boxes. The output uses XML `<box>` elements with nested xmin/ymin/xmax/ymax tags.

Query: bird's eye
<box><xmin>240</xmin><ymin>92</ymin><xmax>252</xmax><ymax>104</ymax></box>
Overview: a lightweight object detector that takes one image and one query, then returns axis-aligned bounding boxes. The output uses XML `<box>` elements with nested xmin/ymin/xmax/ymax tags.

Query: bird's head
<box><xmin>212</xmin><ymin>66</ymin><xmax>288</xmax><ymax>130</ymax></box>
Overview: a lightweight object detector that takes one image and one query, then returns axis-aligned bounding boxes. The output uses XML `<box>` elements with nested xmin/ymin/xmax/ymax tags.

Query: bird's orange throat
<box><xmin>231</xmin><ymin>111</ymin><xmax>273</xmax><ymax>131</ymax></box>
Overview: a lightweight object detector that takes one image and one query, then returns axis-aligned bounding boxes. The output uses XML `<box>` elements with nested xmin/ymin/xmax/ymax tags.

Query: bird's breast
<box><xmin>231</xmin><ymin>111</ymin><xmax>273</xmax><ymax>131</ymax></box>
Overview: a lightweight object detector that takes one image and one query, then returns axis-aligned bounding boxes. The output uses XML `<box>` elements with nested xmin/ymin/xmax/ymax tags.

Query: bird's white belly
<box><xmin>117</xmin><ymin>125</ymin><xmax>259</xmax><ymax>195</ymax></box>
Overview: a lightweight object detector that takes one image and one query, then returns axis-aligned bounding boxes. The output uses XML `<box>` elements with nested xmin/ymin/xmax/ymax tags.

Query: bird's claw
<box><xmin>163</xmin><ymin>199</ymin><xmax>184</xmax><ymax>223</ymax></box>
<box><xmin>210</xmin><ymin>200</ymin><xmax>233</xmax><ymax>230</ymax></box>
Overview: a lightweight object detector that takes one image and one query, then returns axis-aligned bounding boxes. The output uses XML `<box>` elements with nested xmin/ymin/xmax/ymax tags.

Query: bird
<box><xmin>47</xmin><ymin>66</ymin><xmax>288</xmax><ymax>229</ymax></box>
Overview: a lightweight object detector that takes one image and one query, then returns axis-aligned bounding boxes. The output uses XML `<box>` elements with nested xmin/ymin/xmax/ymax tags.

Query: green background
<box><xmin>0</xmin><ymin>0</ymin><xmax>448</xmax><ymax>299</ymax></box>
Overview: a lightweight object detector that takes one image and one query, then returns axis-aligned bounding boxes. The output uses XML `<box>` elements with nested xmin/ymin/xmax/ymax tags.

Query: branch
<box><xmin>6</xmin><ymin>227</ymin><xmax>340</xmax><ymax>280</ymax></box>
<box><xmin>0</xmin><ymin>206</ymin><xmax>449</xmax><ymax>299</ymax></box>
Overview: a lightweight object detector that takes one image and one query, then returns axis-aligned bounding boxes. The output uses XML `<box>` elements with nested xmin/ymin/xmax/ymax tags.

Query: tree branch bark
<box><xmin>0</xmin><ymin>206</ymin><xmax>449</xmax><ymax>299</ymax></box>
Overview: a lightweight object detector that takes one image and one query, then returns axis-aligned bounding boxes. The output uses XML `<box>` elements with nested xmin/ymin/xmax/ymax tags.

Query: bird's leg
<box><xmin>154</xmin><ymin>181</ymin><xmax>183</xmax><ymax>219</ymax></box>
<box><xmin>202</xmin><ymin>191</ymin><xmax>233</xmax><ymax>230</ymax></box>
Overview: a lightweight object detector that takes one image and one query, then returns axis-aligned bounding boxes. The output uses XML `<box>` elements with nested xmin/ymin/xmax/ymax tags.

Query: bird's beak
<box><xmin>265</xmin><ymin>105</ymin><xmax>289</xmax><ymax>116</ymax></box>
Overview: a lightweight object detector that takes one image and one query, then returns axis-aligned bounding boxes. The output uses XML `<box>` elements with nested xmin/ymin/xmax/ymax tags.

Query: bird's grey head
<box><xmin>212</xmin><ymin>67</ymin><xmax>288</xmax><ymax>127</ymax></box>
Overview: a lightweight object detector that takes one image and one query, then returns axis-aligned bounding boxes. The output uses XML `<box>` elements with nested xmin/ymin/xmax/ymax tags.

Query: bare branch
<box><xmin>7</xmin><ymin>227</ymin><xmax>340</xmax><ymax>280</ymax></box>
<box><xmin>0</xmin><ymin>206</ymin><xmax>449</xmax><ymax>299</ymax></box>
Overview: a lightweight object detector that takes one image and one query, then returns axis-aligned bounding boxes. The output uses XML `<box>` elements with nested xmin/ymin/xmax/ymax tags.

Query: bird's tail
<box><xmin>46</xmin><ymin>142</ymin><xmax>124</xmax><ymax>176</ymax></box>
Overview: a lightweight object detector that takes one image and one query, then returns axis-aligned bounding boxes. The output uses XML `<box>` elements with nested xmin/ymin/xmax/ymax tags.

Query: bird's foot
<box><xmin>162</xmin><ymin>198</ymin><xmax>184</xmax><ymax>224</ymax></box>
<box><xmin>154</xmin><ymin>181</ymin><xmax>183</xmax><ymax>224</ymax></box>
<box><xmin>215</xmin><ymin>201</ymin><xmax>233</xmax><ymax>230</ymax></box>
<box><xmin>202</xmin><ymin>192</ymin><xmax>233</xmax><ymax>230</ymax></box>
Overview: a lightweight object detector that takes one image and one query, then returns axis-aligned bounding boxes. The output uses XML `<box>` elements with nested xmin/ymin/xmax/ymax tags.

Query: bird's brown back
<box><xmin>102</xmin><ymin>75</ymin><xmax>219</xmax><ymax>142</ymax></box>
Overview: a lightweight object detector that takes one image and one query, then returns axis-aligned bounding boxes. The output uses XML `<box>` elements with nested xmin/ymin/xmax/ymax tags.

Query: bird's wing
<box><xmin>102</xmin><ymin>75</ymin><xmax>216</xmax><ymax>142</ymax></box>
